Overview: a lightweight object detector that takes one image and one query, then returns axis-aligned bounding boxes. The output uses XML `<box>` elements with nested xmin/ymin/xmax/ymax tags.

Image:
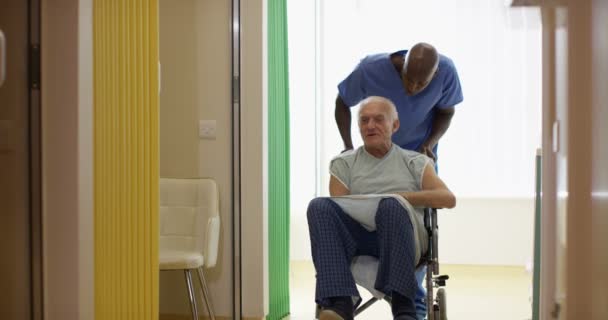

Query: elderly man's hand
<box><xmin>418</xmin><ymin>144</ymin><xmax>436</xmax><ymax>161</ymax></box>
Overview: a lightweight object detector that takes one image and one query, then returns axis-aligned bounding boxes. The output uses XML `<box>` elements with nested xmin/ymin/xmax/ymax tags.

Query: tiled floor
<box><xmin>288</xmin><ymin>261</ymin><xmax>533</xmax><ymax>320</ymax></box>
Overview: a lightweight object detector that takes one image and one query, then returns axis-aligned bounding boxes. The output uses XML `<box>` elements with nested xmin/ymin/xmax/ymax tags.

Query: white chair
<box><xmin>160</xmin><ymin>178</ymin><xmax>220</xmax><ymax>320</ymax></box>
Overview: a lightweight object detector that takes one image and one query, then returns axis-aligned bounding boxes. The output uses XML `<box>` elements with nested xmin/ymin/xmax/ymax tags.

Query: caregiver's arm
<box><xmin>329</xmin><ymin>175</ymin><xmax>350</xmax><ymax>197</ymax></box>
<box><xmin>399</xmin><ymin>164</ymin><xmax>456</xmax><ymax>209</ymax></box>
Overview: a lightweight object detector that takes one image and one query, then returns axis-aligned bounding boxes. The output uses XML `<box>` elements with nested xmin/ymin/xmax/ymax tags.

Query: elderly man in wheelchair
<box><xmin>307</xmin><ymin>96</ymin><xmax>455</xmax><ymax>320</ymax></box>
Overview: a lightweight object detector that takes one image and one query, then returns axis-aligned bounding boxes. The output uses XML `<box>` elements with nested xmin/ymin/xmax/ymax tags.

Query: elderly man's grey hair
<box><xmin>359</xmin><ymin>96</ymin><xmax>399</xmax><ymax>122</ymax></box>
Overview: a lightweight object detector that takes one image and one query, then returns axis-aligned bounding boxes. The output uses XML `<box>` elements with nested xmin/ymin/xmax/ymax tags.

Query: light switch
<box><xmin>199</xmin><ymin>120</ymin><xmax>217</xmax><ymax>139</ymax></box>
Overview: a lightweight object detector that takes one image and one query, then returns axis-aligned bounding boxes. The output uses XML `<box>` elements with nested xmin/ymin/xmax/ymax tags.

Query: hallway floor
<box><xmin>288</xmin><ymin>261</ymin><xmax>532</xmax><ymax>320</ymax></box>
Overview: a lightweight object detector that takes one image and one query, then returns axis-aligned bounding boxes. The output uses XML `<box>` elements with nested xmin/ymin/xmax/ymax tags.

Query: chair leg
<box><xmin>197</xmin><ymin>267</ymin><xmax>216</xmax><ymax>320</ymax></box>
<box><xmin>184</xmin><ymin>270</ymin><xmax>199</xmax><ymax>320</ymax></box>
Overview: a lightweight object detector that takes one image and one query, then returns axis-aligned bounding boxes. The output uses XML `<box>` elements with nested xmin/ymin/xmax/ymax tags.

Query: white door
<box><xmin>540</xmin><ymin>1</ymin><xmax>608</xmax><ymax>319</ymax></box>
<box><xmin>589</xmin><ymin>2</ymin><xmax>608</xmax><ymax>319</ymax></box>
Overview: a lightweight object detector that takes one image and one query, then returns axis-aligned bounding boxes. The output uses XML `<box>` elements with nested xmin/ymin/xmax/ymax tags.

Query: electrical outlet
<box><xmin>199</xmin><ymin>120</ymin><xmax>217</xmax><ymax>139</ymax></box>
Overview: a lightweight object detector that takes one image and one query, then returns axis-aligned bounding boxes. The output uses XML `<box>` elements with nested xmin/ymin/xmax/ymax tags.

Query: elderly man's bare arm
<box><xmin>329</xmin><ymin>175</ymin><xmax>350</xmax><ymax>197</ymax></box>
<box><xmin>398</xmin><ymin>163</ymin><xmax>456</xmax><ymax>209</ymax></box>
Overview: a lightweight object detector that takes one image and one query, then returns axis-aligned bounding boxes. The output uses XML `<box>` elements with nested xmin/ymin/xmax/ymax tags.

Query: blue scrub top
<box><xmin>338</xmin><ymin>50</ymin><xmax>464</xmax><ymax>153</ymax></box>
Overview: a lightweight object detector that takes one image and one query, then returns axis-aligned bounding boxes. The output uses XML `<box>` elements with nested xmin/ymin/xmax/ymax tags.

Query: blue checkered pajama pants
<box><xmin>307</xmin><ymin>197</ymin><xmax>418</xmax><ymax>307</ymax></box>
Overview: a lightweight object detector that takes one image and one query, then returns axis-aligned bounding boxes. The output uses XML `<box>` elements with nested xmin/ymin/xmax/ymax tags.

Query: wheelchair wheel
<box><xmin>436</xmin><ymin>288</ymin><xmax>447</xmax><ymax>320</ymax></box>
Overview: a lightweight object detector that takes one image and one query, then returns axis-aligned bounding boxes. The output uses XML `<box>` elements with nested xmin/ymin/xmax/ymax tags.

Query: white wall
<box><xmin>159</xmin><ymin>0</ymin><xmax>268</xmax><ymax>318</ymax></box>
<box><xmin>158</xmin><ymin>0</ymin><xmax>234</xmax><ymax>317</ymax></box>
<box><xmin>194</xmin><ymin>0</ymin><xmax>235</xmax><ymax>315</ymax></box>
<box><xmin>437</xmin><ymin>198</ymin><xmax>534</xmax><ymax>266</ymax></box>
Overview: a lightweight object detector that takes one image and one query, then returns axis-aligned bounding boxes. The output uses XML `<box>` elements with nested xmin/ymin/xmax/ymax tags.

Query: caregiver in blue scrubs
<box><xmin>334</xmin><ymin>42</ymin><xmax>463</xmax><ymax>319</ymax></box>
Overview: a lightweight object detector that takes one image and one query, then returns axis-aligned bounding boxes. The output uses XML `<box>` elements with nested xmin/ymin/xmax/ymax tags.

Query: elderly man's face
<box><xmin>358</xmin><ymin>102</ymin><xmax>398</xmax><ymax>148</ymax></box>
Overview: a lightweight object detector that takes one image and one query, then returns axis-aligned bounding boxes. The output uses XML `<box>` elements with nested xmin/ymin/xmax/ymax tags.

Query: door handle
<box><xmin>0</xmin><ymin>29</ymin><xmax>6</xmax><ymax>88</ymax></box>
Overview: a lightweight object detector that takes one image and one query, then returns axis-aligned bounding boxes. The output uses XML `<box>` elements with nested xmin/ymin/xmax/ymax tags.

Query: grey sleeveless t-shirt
<box><xmin>329</xmin><ymin>144</ymin><xmax>432</xmax><ymax>261</ymax></box>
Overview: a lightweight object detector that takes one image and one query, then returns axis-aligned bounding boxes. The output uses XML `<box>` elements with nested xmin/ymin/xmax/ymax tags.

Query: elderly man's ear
<box><xmin>392</xmin><ymin>119</ymin><xmax>400</xmax><ymax>133</ymax></box>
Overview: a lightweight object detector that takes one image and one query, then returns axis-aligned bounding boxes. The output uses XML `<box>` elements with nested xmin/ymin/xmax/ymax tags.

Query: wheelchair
<box><xmin>315</xmin><ymin>208</ymin><xmax>449</xmax><ymax>320</ymax></box>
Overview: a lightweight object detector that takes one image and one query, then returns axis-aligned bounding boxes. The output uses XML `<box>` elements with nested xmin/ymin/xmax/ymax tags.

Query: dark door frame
<box><xmin>28</xmin><ymin>0</ymin><xmax>43</xmax><ymax>319</ymax></box>
<box><xmin>231</xmin><ymin>0</ymin><xmax>242</xmax><ymax>319</ymax></box>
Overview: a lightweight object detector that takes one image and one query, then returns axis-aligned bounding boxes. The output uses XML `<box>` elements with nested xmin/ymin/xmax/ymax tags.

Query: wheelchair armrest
<box><xmin>423</xmin><ymin>208</ymin><xmax>438</xmax><ymax>230</ymax></box>
<box><xmin>423</xmin><ymin>208</ymin><xmax>440</xmax><ymax>274</ymax></box>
